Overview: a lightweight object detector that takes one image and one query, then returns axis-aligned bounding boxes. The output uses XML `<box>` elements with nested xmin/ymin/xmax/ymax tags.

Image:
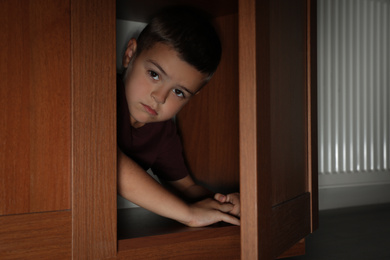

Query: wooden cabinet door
<box><xmin>239</xmin><ymin>0</ymin><xmax>318</xmax><ymax>259</ymax></box>
<box><xmin>0</xmin><ymin>0</ymin><xmax>71</xmax><ymax>216</ymax></box>
<box><xmin>0</xmin><ymin>1</ymin><xmax>72</xmax><ymax>258</ymax></box>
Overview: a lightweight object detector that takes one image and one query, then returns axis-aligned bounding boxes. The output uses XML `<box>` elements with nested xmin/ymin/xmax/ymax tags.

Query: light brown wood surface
<box><xmin>177</xmin><ymin>13</ymin><xmax>240</xmax><ymax>194</ymax></box>
<box><xmin>0</xmin><ymin>0</ymin><xmax>71</xmax><ymax>216</ymax></box>
<box><xmin>239</xmin><ymin>0</ymin><xmax>265</xmax><ymax>258</ymax></box>
<box><xmin>71</xmin><ymin>0</ymin><xmax>117</xmax><ymax>259</ymax></box>
<box><xmin>239</xmin><ymin>0</ymin><xmax>318</xmax><ymax>258</ymax></box>
<box><xmin>117</xmin><ymin>208</ymin><xmax>240</xmax><ymax>259</ymax></box>
<box><xmin>0</xmin><ymin>211</ymin><xmax>71</xmax><ymax>259</ymax></box>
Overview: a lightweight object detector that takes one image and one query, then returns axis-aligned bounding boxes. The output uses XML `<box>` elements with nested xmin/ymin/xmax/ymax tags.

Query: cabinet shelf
<box><xmin>118</xmin><ymin>207</ymin><xmax>238</xmax><ymax>240</ymax></box>
<box><xmin>117</xmin><ymin>208</ymin><xmax>240</xmax><ymax>258</ymax></box>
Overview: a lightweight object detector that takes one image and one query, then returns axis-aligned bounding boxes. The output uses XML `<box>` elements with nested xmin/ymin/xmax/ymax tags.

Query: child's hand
<box><xmin>184</xmin><ymin>198</ymin><xmax>240</xmax><ymax>227</ymax></box>
<box><xmin>214</xmin><ymin>193</ymin><xmax>240</xmax><ymax>217</ymax></box>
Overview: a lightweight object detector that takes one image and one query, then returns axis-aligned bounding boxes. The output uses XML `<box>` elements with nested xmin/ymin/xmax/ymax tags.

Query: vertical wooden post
<box><xmin>71</xmin><ymin>0</ymin><xmax>117</xmax><ymax>258</ymax></box>
<box><xmin>239</xmin><ymin>0</ymin><xmax>273</xmax><ymax>258</ymax></box>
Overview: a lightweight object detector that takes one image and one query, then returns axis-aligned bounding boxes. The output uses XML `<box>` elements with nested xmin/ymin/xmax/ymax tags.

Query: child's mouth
<box><xmin>142</xmin><ymin>104</ymin><xmax>158</xmax><ymax>116</ymax></box>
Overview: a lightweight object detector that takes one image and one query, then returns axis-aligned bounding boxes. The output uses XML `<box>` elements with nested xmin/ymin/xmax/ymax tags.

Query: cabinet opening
<box><xmin>116</xmin><ymin>0</ymin><xmax>240</xmax><ymax>247</ymax></box>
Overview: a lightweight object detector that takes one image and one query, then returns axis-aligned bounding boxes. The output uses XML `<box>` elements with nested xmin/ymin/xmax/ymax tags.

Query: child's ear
<box><xmin>122</xmin><ymin>38</ymin><xmax>137</xmax><ymax>68</ymax></box>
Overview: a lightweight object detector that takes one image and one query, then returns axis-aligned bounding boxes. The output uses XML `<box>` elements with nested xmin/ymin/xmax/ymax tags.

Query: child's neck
<box><xmin>130</xmin><ymin>115</ymin><xmax>145</xmax><ymax>129</ymax></box>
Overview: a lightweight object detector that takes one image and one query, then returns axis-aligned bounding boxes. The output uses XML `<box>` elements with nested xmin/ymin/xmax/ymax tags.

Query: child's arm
<box><xmin>117</xmin><ymin>148</ymin><xmax>240</xmax><ymax>227</ymax></box>
<box><xmin>168</xmin><ymin>176</ymin><xmax>241</xmax><ymax>217</ymax></box>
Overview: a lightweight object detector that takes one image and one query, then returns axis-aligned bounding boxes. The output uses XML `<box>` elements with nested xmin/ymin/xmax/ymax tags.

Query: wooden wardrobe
<box><xmin>0</xmin><ymin>0</ymin><xmax>318</xmax><ymax>259</ymax></box>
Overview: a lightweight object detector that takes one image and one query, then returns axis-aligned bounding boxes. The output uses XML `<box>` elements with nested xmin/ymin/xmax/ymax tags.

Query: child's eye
<box><xmin>172</xmin><ymin>88</ymin><xmax>185</xmax><ymax>98</ymax></box>
<box><xmin>148</xmin><ymin>70</ymin><xmax>160</xmax><ymax>81</ymax></box>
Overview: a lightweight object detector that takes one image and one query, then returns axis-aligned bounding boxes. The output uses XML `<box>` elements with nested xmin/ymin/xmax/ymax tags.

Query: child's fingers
<box><xmin>214</xmin><ymin>193</ymin><xmax>227</xmax><ymax>203</ymax></box>
<box><xmin>225</xmin><ymin>193</ymin><xmax>240</xmax><ymax>204</ymax></box>
<box><xmin>216</xmin><ymin>200</ymin><xmax>234</xmax><ymax>213</ymax></box>
<box><xmin>188</xmin><ymin>199</ymin><xmax>239</xmax><ymax>227</ymax></box>
<box><xmin>218</xmin><ymin>211</ymin><xmax>240</xmax><ymax>226</ymax></box>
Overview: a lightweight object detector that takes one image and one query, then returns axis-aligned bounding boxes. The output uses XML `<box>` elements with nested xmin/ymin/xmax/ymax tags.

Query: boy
<box><xmin>117</xmin><ymin>7</ymin><xmax>240</xmax><ymax>227</ymax></box>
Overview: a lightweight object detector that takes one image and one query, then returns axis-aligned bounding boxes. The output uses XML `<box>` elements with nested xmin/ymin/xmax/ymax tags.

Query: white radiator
<box><xmin>318</xmin><ymin>0</ymin><xmax>390</xmax><ymax>176</ymax></box>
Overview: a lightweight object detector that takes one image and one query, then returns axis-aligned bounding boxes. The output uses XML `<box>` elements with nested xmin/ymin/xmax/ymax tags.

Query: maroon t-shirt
<box><xmin>117</xmin><ymin>75</ymin><xmax>189</xmax><ymax>181</ymax></box>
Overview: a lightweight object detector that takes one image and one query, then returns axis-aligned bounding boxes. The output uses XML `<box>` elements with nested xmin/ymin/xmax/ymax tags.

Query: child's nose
<box><xmin>151</xmin><ymin>88</ymin><xmax>169</xmax><ymax>104</ymax></box>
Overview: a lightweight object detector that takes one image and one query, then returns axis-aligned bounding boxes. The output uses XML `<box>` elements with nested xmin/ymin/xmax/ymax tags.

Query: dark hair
<box><xmin>135</xmin><ymin>6</ymin><xmax>222</xmax><ymax>80</ymax></box>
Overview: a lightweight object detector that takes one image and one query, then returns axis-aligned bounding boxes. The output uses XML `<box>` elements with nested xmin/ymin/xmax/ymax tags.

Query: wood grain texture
<box><xmin>71</xmin><ymin>0</ymin><xmax>117</xmax><ymax>258</ymax></box>
<box><xmin>239</xmin><ymin>0</ymin><xmax>270</xmax><ymax>258</ymax></box>
<box><xmin>0</xmin><ymin>0</ymin><xmax>30</xmax><ymax>216</ymax></box>
<box><xmin>177</xmin><ymin>14</ymin><xmax>239</xmax><ymax>194</ymax></box>
<box><xmin>272</xmin><ymin>193</ymin><xmax>311</xmax><ymax>258</ymax></box>
<box><xmin>117</xmin><ymin>0</ymin><xmax>237</xmax><ymax>22</ymax></box>
<box><xmin>0</xmin><ymin>211</ymin><xmax>71</xmax><ymax>259</ymax></box>
<box><xmin>0</xmin><ymin>0</ymin><xmax>71</xmax><ymax>215</ymax></box>
<box><xmin>270</xmin><ymin>0</ymin><xmax>308</xmax><ymax>206</ymax></box>
<box><xmin>239</xmin><ymin>0</ymin><xmax>317</xmax><ymax>259</ymax></box>
<box><xmin>28</xmin><ymin>0</ymin><xmax>71</xmax><ymax>213</ymax></box>
<box><xmin>118</xmin><ymin>225</ymin><xmax>240</xmax><ymax>259</ymax></box>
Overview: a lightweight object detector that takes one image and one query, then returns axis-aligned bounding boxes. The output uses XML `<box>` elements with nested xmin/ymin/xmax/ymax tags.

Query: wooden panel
<box><xmin>118</xmin><ymin>225</ymin><xmax>240</xmax><ymax>259</ymax></box>
<box><xmin>71</xmin><ymin>0</ymin><xmax>117</xmax><ymax>259</ymax></box>
<box><xmin>239</xmin><ymin>0</ymin><xmax>271</xmax><ymax>258</ymax></box>
<box><xmin>117</xmin><ymin>208</ymin><xmax>240</xmax><ymax>259</ymax></box>
<box><xmin>0</xmin><ymin>0</ymin><xmax>30</xmax><ymax>215</ymax></box>
<box><xmin>117</xmin><ymin>0</ymin><xmax>237</xmax><ymax>22</ymax></box>
<box><xmin>177</xmin><ymin>13</ymin><xmax>239</xmax><ymax>193</ymax></box>
<box><xmin>0</xmin><ymin>211</ymin><xmax>71</xmax><ymax>259</ymax></box>
<box><xmin>272</xmin><ymin>193</ymin><xmax>311</xmax><ymax>258</ymax></box>
<box><xmin>270</xmin><ymin>0</ymin><xmax>308</xmax><ymax>206</ymax></box>
<box><xmin>239</xmin><ymin>0</ymin><xmax>317</xmax><ymax>259</ymax></box>
<box><xmin>0</xmin><ymin>0</ymin><xmax>71</xmax><ymax>215</ymax></box>
<box><xmin>28</xmin><ymin>0</ymin><xmax>71</xmax><ymax>213</ymax></box>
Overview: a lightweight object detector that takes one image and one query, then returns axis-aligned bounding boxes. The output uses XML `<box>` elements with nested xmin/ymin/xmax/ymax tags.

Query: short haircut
<box><xmin>136</xmin><ymin>6</ymin><xmax>222</xmax><ymax>80</ymax></box>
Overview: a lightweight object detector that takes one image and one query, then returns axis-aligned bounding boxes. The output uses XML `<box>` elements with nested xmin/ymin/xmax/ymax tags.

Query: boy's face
<box><xmin>124</xmin><ymin>42</ymin><xmax>206</xmax><ymax>128</ymax></box>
